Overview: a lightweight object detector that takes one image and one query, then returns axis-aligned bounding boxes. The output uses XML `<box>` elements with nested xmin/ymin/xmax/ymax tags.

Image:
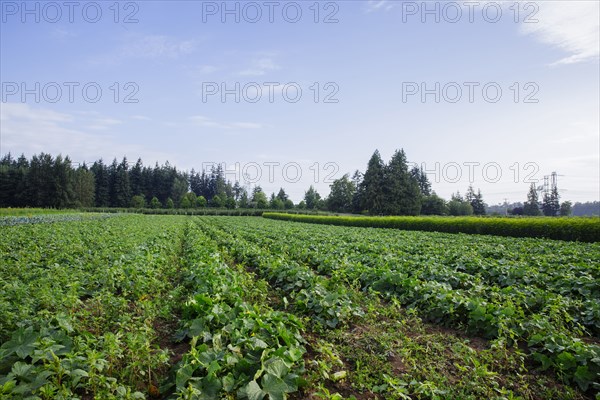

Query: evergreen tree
<box><xmin>542</xmin><ymin>186</ymin><xmax>560</xmax><ymax>217</ymax></box>
<box><xmin>238</xmin><ymin>189</ymin><xmax>249</xmax><ymax>208</ymax></box>
<box><xmin>359</xmin><ymin>150</ymin><xmax>386</xmax><ymax>214</ymax></box>
<box><xmin>276</xmin><ymin>188</ymin><xmax>289</xmax><ymax>202</ymax></box>
<box><xmin>73</xmin><ymin>166</ymin><xmax>96</xmax><ymax>207</ymax></box>
<box><xmin>523</xmin><ymin>183</ymin><xmax>542</xmax><ymax>216</ymax></box>
<box><xmin>91</xmin><ymin>159</ymin><xmax>110</xmax><ymax>207</ymax></box>
<box><xmin>130</xmin><ymin>158</ymin><xmax>144</xmax><ymax>196</ymax></box>
<box><xmin>466</xmin><ymin>186</ymin><xmax>486</xmax><ymax>215</ymax></box>
<box><xmin>411</xmin><ymin>166</ymin><xmax>431</xmax><ymax>196</ymax></box>
<box><xmin>113</xmin><ymin>158</ymin><xmax>132</xmax><ymax>208</ymax></box>
<box><xmin>382</xmin><ymin>149</ymin><xmax>421</xmax><ymax>216</ymax></box>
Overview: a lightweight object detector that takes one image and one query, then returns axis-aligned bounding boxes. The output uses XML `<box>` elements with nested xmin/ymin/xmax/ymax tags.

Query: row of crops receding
<box><xmin>263</xmin><ymin>212</ymin><xmax>600</xmax><ymax>242</ymax></box>
<box><xmin>1</xmin><ymin>213</ymin><xmax>598</xmax><ymax>399</ymax></box>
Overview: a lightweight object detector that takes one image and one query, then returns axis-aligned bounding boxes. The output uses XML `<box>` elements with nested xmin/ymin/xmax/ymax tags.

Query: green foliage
<box><xmin>304</xmin><ymin>186</ymin><xmax>322</xmax><ymax>210</ymax></box>
<box><xmin>524</xmin><ymin>183</ymin><xmax>542</xmax><ymax>216</ymax></box>
<box><xmin>327</xmin><ymin>174</ymin><xmax>356</xmax><ymax>213</ymax></box>
<box><xmin>542</xmin><ymin>186</ymin><xmax>561</xmax><ymax>217</ymax></box>
<box><xmin>245</xmin><ymin>216</ymin><xmax>600</xmax><ymax>392</ymax></box>
<box><xmin>130</xmin><ymin>194</ymin><xmax>146</xmax><ymax>209</ymax></box>
<box><xmin>263</xmin><ymin>213</ymin><xmax>600</xmax><ymax>242</ymax></box>
<box><xmin>150</xmin><ymin>196</ymin><xmax>161</xmax><ymax>209</ymax></box>
<box><xmin>420</xmin><ymin>193</ymin><xmax>448</xmax><ymax>215</ymax></box>
<box><xmin>561</xmin><ymin>201</ymin><xmax>573</xmax><ymax>217</ymax></box>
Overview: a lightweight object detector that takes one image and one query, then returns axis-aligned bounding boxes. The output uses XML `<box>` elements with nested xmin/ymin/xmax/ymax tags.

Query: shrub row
<box><xmin>263</xmin><ymin>213</ymin><xmax>600</xmax><ymax>242</ymax></box>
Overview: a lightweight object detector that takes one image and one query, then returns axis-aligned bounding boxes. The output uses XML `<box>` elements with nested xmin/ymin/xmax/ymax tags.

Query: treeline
<box><xmin>0</xmin><ymin>153</ymin><xmax>285</xmax><ymax>210</ymax></box>
<box><xmin>318</xmin><ymin>149</ymin><xmax>486</xmax><ymax>216</ymax></box>
<box><xmin>0</xmin><ymin>151</ymin><xmax>589</xmax><ymax>217</ymax></box>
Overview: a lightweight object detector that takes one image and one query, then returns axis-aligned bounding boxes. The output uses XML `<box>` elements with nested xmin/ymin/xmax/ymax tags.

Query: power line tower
<box><xmin>538</xmin><ymin>171</ymin><xmax>563</xmax><ymax>197</ymax></box>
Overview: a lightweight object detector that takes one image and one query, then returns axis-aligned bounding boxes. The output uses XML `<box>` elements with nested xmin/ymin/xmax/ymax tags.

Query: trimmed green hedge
<box><xmin>262</xmin><ymin>213</ymin><xmax>600</xmax><ymax>242</ymax></box>
<box><xmin>79</xmin><ymin>207</ymin><xmax>264</xmax><ymax>216</ymax></box>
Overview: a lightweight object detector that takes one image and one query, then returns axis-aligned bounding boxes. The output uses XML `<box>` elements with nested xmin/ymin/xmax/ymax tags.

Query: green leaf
<box><xmin>242</xmin><ymin>380</ymin><xmax>265</xmax><ymax>400</ymax></box>
<box><xmin>573</xmin><ymin>365</ymin><xmax>594</xmax><ymax>391</ymax></box>
<box><xmin>176</xmin><ymin>364</ymin><xmax>195</xmax><ymax>389</ymax></box>
<box><xmin>261</xmin><ymin>373</ymin><xmax>292</xmax><ymax>400</ymax></box>
<box><xmin>264</xmin><ymin>358</ymin><xmax>290</xmax><ymax>379</ymax></box>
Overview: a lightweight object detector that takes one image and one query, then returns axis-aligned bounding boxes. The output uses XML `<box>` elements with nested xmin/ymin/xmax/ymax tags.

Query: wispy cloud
<box><xmin>238</xmin><ymin>57</ymin><xmax>281</xmax><ymax>76</ymax></box>
<box><xmin>520</xmin><ymin>1</ymin><xmax>599</xmax><ymax>65</ymax></box>
<box><xmin>365</xmin><ymin>1</ymin><xmax>395</xmax><ymax>13</ymax></box>
<box><xmin>189</xmin><ymin>115</ymin><xmax>263</xmax><ymax>130</ymax></box>
<box><xmin>0</xmin><ymin>103</ymin><xmax>172</xmax><ymax>163</ymax></box>
<box><xmin>131</xmin><ymin>115</ymin><xmax>151</xmax><ymax>121</ymax></box>
<box><xmin>90</xmin><ymin>33</ymin><xmax>200</xmax><ymax>65</ymax></box>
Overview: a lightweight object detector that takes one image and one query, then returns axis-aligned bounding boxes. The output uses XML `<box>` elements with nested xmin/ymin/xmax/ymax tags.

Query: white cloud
<box><xmin>131</xmin><ymin>115</ymin><xmax>151</xmax><ymax>121</ymax></box>
<box><xmin>0</xmin><ymin>103</ymin><xmax>172</xmax><ymax>163</ymax></box>
<box><xmin>365</xmin><ymin>1</ymin><xmax>395</xmax><ymax>13</ymax></box>
<box><xmin>121</xmin><ymin>34</ymin><xmax>197</xmax><ymax>59</ymax></box>
<box><xmin>519</xmin><ymin>1</ymin><xmax>599</xmax><ymax>65</ymax></box>
<box><xmin>189</xmin><ymin>115</ymin><xmax>263</xmax><ymax>130</ymax></box>
<box><xmin>238</xmin><ymin>57</ymin><xmax>281</xmax><ymax>76</ymax></box>
<box><xmin>89</xmin><ymin>34</ymin><xmax>199</xmax><ymax>65</ymax></box>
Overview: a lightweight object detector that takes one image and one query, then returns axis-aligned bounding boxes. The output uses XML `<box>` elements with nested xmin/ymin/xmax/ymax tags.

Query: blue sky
<box><xmin>1</xmin><ymin>0</ymin><xmax>598</xmax><ymax>203</ymax></box>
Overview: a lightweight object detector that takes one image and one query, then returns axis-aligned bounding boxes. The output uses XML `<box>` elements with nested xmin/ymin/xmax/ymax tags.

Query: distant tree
<box><xmin>184</xmin><ymin>192</ymin><xmax>197</xmax><ymax>208</ymax></box>
<box><xmin>276</xmin><ymin>188</ymin><xmax>289</xmax><ymax>202</ymax></box>
<box><xmin>232</xmin><ymin>182</ymin><xmax>243</xmax><ymax>201</ymax></box>
<box><xmin>572</xmin><ymin>201</ymin><xmax>600</xmax><ymax>216</ymax></box>
<box><xmin>196</xmin><ymin>195</ymin><xmax>207</xmax><ymax>208</ymax></box>
<box><xmin>359</xmin><ymin>150</ymin><xmax>385</xmax><ymax>214</ymax></box>
<box><xmin>542</xmin><ymin>186</ymin><xmax>560</xmax><ymax>217</ymax></box>
<box><xmin>304</xmin><ymin>186</ymin><xmax>322</xmax><ymax>210</ymax></box>
<box><xmin>382</xmin><ymin>149</ymin><xmax>421</xmax><ymax>215</ymax></box>
<box><xmin>181</xmin><ymin>196</ymin><xmax>191</xmax><ymax>209</ymax></box>
<box><xmin>466</xmin><ymin>186</ymin><xmax>486</xmax><ymax>215</ymax></box>
<box><xmin>166</xmin><ymin>198</ymin><xmax>174</xmax><ymax>209</ymax></box>
<box><xmin>411</xmin><ymin>165</ymin><xmax>431</xmax><ymax>196</ymax></box>
<box><xmin>225</xmin><ymin>196</ymin><xmax>236</xmax><ymax>209</ymax></box>
<box><xmin>420</xmin><ymin>193</ymin><xmax>447</xmax><ymax>215</ymax></box>
<box><xmin>171</xmin><ymin>176</ymin><xmax>189</xmax><ymax>207</ymax></box>
<box><xmin>150</xmin><ymin>196</ymin><xmax>161</xmax><ymax>209</ymax></box>
<box><xmin>238</xmin><ymin>190</ymin><xmax>249</xmax><ymax>208</ymax></box>
<box><xmin>284</xmin><ymin>199</ymin><xmax>294</xmax><ymax>209</ymax></box>
<box><xmin>327</xmin><ymin>174</ymin><xmax>355</xmax><ymax>213</ymax></box>
<box><xmin>448</xmin><ymin>192</ymin><xmax>473</xmax><ymax>216</ymax></box>
<box><xmin>131</xmin><ymin>194</ymin><xmax>146</xmax><ymax>208</ymax></box>
<box><xmin>109</xmin><ymin>158</ymin><xmax>131</xmax><ymax>208</ymax></box>
<box><xmin>73</xmin><ymin>167</ymin><xmax>96</xmax><ymax>208</ymax></box>
<box><xmin>211</xmin><ymin>194</ymin><xmax>225</xmax><ymax>208</ymax></box>
<box><xmin>130</xmin><ymin>158</ymin><xmax>144</xmax><ymax>196</ymax></box>
<box><xmin>510</xmin><ymin>207</ymin><xmax>524</xmax><ymax>215</ymax></box>
<box><xmin>271</xmin><ymin>198</ymin><xmax>284</xmax><ymax>209</ymax></box>
<box><xmin>252</xmin><ymin>186</ymin><xmax>268</xmax><ymax>209</ymax></box>
<box><xmin>297</xmin><ymin>200</ymin><xmax>307</xmax><ymax>210</ymax></box>
<box><xmin>523</xmin><ymin>183</ymin><xmax>542</xmax><ymax>216</ymax></box>
<box><xmin>350</xmin><ymin>170</ymin><xmax>363</xmax><ymax>213</ymax></box>
<box><xmin>560</xmin><ymin>201</ymin><xmax>572</xmax><ymax>216</ymax></box>
<box><xmin>53</xmin><ymin>155</ymin><xmax>76</xmax><ymax>208</ymax></box>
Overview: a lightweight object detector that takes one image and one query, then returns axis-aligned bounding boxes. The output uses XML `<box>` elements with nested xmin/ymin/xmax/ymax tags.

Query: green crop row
<box><xmin>169</xmin><ymin>221</ymin><xmax>307</xmax><ymax>399</ymax></box>
<box><xmin>204</xmin><ymin>217</ymin><xmax>600</xmax><ymax>393</ymax></box>
<box><xmin>263</xmin><ymin>213</ymin><xmax>600</xmax><ymax>242</ymax></box>
<box><xmin>195</xmin><ymin>218</ymin><xmax>363</xmax><ymax>330</ymax></box>
<box><xmin>0</xmin><ymin>215</ymin><xmax>189</xmax><ymax>398</ymax></box>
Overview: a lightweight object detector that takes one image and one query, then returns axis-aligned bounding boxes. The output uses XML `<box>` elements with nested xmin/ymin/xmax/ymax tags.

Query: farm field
<box><xmin>1</xmin><ymin>214</ymin><xmax>599</xmax><ymax>399</ymax></box>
